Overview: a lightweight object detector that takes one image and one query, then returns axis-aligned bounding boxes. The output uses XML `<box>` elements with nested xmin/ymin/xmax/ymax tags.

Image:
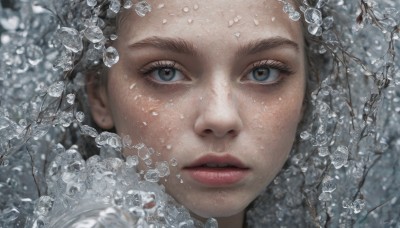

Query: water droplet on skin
<box><xmin>162</xmin><ymin>19</ymin><xmax>167</xmax><ymax>24</ymax></box>
<box><xmin>193</xmin><ymin>4</ymin><xmax>199</xmax><ymax>10</ymax></box>
<box><xmin>253</xmin><ymin>18</ymin><xmax>259</xmax><ymax>26</ymax></box>
<box><xmin>170</xmin><ymin>158</ymin><xmax>178</xmax><ymax>166</ymax></box>
<box><xmin>187</xmin><ymin>18</ymin><xmax>193</xmax><ymax>24</ymax></box>
<box><xmin>151</xmin><ymin>111</ymin><xmax>159</xmax><ymax>116</ymax></box>
<box><xmin>182</xmin><ymin>7</ymin><xmax>189</xmax><ymax>13</ymax></box>
<box><xmin>279</xmin><ymin>97</ymin><xmax>282</xmax><ymax>101</ymax></box>
<box><xmin>271</xmin><ymin>17</ymin><xmax>276</xmax><ymax>22</ymax></box>
<box><xmin>166</xmin><ymin>145</ymin><xmax>172</xmax><ymax>150</ymax></box>
<box><xmin>234</xmin><ymin>17</ymin><xmax>239</xmax><ymax>23</ymax></box>
<box><xmin>234</xmin><ymin>32</ymin><xmax>241</xmax><ymax>38</ymax></box>
<box><xmin>180</xmin><ymin>114</ymin><xmax>185</xmax><ymax>119</ymax></box>
<box><xmin>157</xmin><ymin>3</ymin><xmax>165</xmax><ymax>9</ymax></box>
<box><xmin>143</xmin><ymin>122</ymin><xmax>147</xmax><ymax>126</ymax></box>
<box><xmin>228</xmin><ymin>20</ymin><xmax>234</xmax><ymax>27</ymax></box>
<box><xmin>129</xmin><ymin>83</ymin><xmax>136</xmax><ymax>90</ymax></box>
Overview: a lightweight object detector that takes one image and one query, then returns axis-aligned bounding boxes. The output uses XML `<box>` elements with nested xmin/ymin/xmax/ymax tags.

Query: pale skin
<box><xmin>87</xmin><ymin>0</ymin><xmax>306</xmax><ymax>227</ymax></box>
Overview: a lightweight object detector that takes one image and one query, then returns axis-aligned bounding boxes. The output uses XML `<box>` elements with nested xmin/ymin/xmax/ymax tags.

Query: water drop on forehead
<box><xmin>253</xmin><ymin>18</ymin><xmax>260</xmax><ymax>26</ymax></box>
<box><xmin>182</xmin><ymin>7</ymin><xmax>190</xmax><ymax>13</ymax></box>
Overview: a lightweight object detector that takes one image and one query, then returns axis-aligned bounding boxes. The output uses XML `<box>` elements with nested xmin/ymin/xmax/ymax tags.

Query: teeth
<box><xmin>204</xmin><ymin>163</ymin><xmax>230</xmax><ymax>168</ymax></box>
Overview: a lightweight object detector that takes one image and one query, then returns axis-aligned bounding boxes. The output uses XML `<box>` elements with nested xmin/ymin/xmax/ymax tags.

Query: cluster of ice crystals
<box><xmin>278</xmin><ymin>0</ymin><xmax>301</xmax><ymax>21</ymax></box>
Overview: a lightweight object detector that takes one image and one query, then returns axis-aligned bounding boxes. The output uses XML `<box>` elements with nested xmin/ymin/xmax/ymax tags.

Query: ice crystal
<box><xmin>57</xmin><ymin>27</ymin><xmax>83</xmax><ymax>53</ymax></box>
<box><xmin>135</xmin><ymin>1</ymin><xmax>152</xmax><ymax>17</ymax></box>
<box><xmin>84</xmin><ymin>26</ymin><xmax>104</xmax><ymax>43</ymax></box>
<box><xmin>103</xmin><ymin>46</ymin><xmax>119</xmax><ymax>67</ymax></box>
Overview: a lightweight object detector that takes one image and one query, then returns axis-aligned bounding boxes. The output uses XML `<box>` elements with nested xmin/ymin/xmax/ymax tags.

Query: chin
<box><xmin>185</xmin><ymin>197</ymin><xmax>249</xmax><ymax>219</ymax></box>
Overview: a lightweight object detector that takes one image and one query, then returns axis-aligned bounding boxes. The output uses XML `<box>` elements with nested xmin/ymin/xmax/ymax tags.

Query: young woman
<box><xmin>87</xmin><ymin>0</ymin><xmax>305</xmax><ymax>226</ymax></box>
<box><xmin>0</xmin><ymin>0</ymin><xmax>399</xmax><ymax>227</ymax></box>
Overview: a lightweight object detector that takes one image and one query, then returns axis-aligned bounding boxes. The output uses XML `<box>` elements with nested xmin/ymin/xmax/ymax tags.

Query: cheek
<box><xmin>111</xmin><ymin>93</ymin><xmax>183</xmax><ymax>157</ymax></box>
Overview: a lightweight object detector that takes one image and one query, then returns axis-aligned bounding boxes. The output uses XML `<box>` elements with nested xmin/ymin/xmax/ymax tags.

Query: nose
<box><xmin>194</xmin><ymin>79</ymin><xmax>243</xmax><ymax>138</ymax></box>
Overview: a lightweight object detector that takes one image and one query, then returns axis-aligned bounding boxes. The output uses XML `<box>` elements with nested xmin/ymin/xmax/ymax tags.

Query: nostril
<box><xmin>204</xmin><ymin>129</ymin><xmax>213</xmax><ymax>134</ymax></box>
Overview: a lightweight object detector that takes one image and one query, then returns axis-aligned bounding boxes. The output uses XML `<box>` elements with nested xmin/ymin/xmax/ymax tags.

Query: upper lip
<box><xmin>184</xmin><ymin>154</ymin><xmax>248</xmax><ymax>169</ymax></box>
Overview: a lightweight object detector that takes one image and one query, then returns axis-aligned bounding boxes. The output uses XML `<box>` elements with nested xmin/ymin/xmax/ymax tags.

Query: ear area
<box><xmin>86</xmin><ymin>73</ymin><xmax>114</xmax><ymax>129</ymax></box>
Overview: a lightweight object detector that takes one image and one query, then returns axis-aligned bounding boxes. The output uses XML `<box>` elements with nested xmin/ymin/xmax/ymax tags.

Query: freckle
<box><xmin>157</xmin><ymin>3</ymin><xmax>165</xmax><ymax>9</ymax></box>
<box><xmin>162</xmin><ymin>19</ymin><xmax>167</xmax><ymax>24</ymax></box>
<box><xmin>228</xmin><ymin>20</ymin><xmax>234</xmax><ymax>27</ymax></box>
<box><xmin>193</xmin><ymin>4</ymin><xmax>199</xmax><ymax>10</ymax></box>
<box><xmin>254</xmin><ymin>18</ymin><xmax>259</xmax><ymax>26</ymax></box>
<box><xmin>271</xmin><ymin>17</ymin><xmax>276</xmax><ymax>22</ymax></box>
<box><xmin>182</xmin><ymin>6</ymin><xmax>189</xmax><ymax>13</ymax></box>
<box><xmin>187</xmin><ymin>18</ymin><xmax>193</xmax><ymax>24</ymax></box>
<box><xmin>129</xmin><ymin>83</ymin><xmax>136</xmax><ymax>90</ymax></box>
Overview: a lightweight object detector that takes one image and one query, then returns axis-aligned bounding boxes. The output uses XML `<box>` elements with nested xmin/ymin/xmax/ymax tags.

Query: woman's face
<box><xmin>89</xmin><ymin>0</ymin><xmax>305</xmax><ymax>221</ymax></box>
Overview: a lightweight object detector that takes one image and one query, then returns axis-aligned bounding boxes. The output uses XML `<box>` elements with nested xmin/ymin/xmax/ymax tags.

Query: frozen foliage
<box><xmin>0</xmin><ymin>0</ymin><xmax>399</xmax><ymax>227</ymax></box>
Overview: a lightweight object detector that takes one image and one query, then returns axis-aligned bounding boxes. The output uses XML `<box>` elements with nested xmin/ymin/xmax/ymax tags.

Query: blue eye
<box><xmin>141</xmin><ymin>61</ymin><xmax>186</xmax><ymax>83</ymax></box>
<box><xmin>247</xmin><ymin>66</ymin><xmax>281</xmax><ymax>84</ymax></box>
<box><xmin>153</xmin><ymin>68</ymin><xmax>178</xmax><ymax>81</ymax></box>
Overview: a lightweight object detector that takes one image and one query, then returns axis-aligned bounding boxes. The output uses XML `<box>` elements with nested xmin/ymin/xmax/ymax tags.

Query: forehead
<box><xmin>117</xmin><ymin>0</ymin><xmax>303</xmax><ymax>48</ymax></box>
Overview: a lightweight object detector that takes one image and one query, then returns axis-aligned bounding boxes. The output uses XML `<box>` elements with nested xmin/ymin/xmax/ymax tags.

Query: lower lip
<box><xmin>183</xmin><ymin>167</ymin><xmax>249</xmax><ymax>186</ymax></box>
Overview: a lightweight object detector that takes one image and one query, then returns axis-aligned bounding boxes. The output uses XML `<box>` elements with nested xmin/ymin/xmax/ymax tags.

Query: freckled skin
<box><xmin>88</xmin><ymin>0</ymin><xmax>305</xmax><ymax>227</ymax></box>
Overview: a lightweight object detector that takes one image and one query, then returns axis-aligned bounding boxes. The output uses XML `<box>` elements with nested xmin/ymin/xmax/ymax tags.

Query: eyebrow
<box><xmin>128</xmin><ymin>36</ymin><xmax>299</xmax><ymax>56</ymax></box>
<box><xmin>129</xmin><ymin>36</ymin><xmax>198</xmax><ymax>56</ymax></box>
<box><xmin>236</xmin><ymin>37</ymin><xmax>299</xmax><ymax>56</ymax></box>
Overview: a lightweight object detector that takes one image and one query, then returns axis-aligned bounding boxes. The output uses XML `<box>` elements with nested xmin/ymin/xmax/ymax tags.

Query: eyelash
<box><xmin>250</xmin><ymin>60</ymin><xmax>294</xmax><ymax>75</ymax></box>
<box><xmin>139</xmin><ymin>60</ymin><xmax>179</xmax><ymax>75</ymax></box>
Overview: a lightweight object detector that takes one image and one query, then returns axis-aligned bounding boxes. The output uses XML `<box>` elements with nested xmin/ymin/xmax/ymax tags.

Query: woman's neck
<box><xmin>193</xmin><ymin>211</ymin><xmax>245</xmax><ymax>228</ymax></box>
